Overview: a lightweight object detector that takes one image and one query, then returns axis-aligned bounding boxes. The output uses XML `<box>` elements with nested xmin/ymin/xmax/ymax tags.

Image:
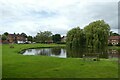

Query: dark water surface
<box><xmin>22</xmin><ymin>47</ymin><xmax>119</xmax><ymax>59</ymax></box>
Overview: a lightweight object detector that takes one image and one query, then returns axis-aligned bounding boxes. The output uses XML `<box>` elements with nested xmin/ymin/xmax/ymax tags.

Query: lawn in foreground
<box><xmin>2</xmin><ymin>44</ymin><xmax>118</xmax><ymax>78</ymax></box>
<box><xmin>0</xmin><ymin>44</ymin><xmax>2</xmax><ymax>79</ymax></box>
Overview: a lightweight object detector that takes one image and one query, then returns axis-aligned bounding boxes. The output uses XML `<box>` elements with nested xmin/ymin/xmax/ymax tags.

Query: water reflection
<box><xmin>108</xmin><ymin>49</ymin><xmax>119</xmax><ymax>59</ymax></box>
<box><xmin>23</xmin><ymin>48</ymin><xmax>67</xmax><ymax>58</ymax></box>
<box><xmin>66</xmin><ymin>48</ymin><xmax>110</xmax><ymax>59</ymax></box>
<box><xmin>23</xmin><ymin>47</ymin><xmax>119</xmax><ymax>59</ymax></box>
<box><xmin>51</xmin><ymin>48</ymin><xmax>61</xmax><ymax>55</ymax></box>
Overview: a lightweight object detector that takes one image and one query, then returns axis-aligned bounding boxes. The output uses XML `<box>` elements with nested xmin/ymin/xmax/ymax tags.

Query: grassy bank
<box><xmin>2</xmin><ymin>44</ymin><xmax>118</xmax><ymax>78</ymax></box>
<box><xmin>108</xmin><ymin>46</ymin><xmax>120</xmax><ymax>50</ymax></box>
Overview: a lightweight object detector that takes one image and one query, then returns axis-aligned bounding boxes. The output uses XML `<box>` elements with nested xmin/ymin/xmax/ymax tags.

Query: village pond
<box><xmin>22</xmin><ymin>47</ymin><xmax>119</xmax><ymax>60</ymax></box>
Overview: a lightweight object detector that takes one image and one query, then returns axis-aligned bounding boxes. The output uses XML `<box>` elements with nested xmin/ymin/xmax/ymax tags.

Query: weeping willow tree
<box><xmin>84</xmin><ymin>20</ymin><xmax>110</xmax><ymax>50</ymax></box>
<box><xmin>66</xmin><ymin>27</ymin><xmax>86</xmax><ymax>48</ymax></box>
<box><xmin>66</xmin><ymin>20</ymin><xmax>110</xmax><ymax>50</ymax></box>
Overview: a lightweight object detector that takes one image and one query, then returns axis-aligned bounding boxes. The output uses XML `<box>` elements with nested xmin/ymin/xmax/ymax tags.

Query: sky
<box><xmin>0</xmin><ymin>0</ymin><xmax>119</xmax><ymax>36</ymax></box>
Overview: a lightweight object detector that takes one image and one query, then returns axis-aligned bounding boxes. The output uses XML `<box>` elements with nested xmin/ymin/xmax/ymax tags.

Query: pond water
<box><xmin>23</xmin><ymin>48</ymin><xmax>67</xmax><ymax>58</ymax></box>
<box><xmin>22</xmin><ymin>47</ymin><xmax>119</xmax><ymax>59</ymax></box>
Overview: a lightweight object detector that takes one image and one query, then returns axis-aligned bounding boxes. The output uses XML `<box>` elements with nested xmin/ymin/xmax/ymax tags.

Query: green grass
<box><xmin>108</xmin><ymin>46</ymin><xmax>120</xmax><ymax>50</ymax></box>
<box><xmin>0</xmin><ymin>44</ymin><xmax>2</xmax><ymax>79</ymax></box>
<box><xmin>2</xmin><ymin>44</ymin><xmax>118</xmax><ymax>78</ymax></box>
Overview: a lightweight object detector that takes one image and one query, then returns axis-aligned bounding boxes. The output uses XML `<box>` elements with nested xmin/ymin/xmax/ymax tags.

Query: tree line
<box><xmin>1</xmin><ymin>31</ymin><xmax>63</xmax><ymax>44</ymax></box>
<box><xmin>35</xmin><ymin>31</ymin><xmax>61</xmax><ymax>43</ymax></box>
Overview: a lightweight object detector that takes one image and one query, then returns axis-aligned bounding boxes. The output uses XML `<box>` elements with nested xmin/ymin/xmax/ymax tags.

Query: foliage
<box><xmin>27</xmin><ymin>36</ymin><xmax>33</xmax><ymax>42</ymax></box>
<box><xmin>84</xmin><ymin>20</ymin><xmax>110</xmax><ymax>50</ymax></box>
<box><xmin>110</xmin><ymin>31</ymin><xmax>120</xmax><ymax>36</ymax></box>
<box><xmin>21</xmin><ymin>33</ymin><xmax>27</xmax><ymax>38</ymax></box>
<box><xmin>4</xmin><ymin>32</ymin><xmax>8</xmax><ymax>36</ymax></box>
<box><xmin>1</xmin><ymin>35</ymin><xmax>7</xmax><ymax>40</ymax></box>
<box><xmin>66</xmin><ymin>27</ymin><xmax>86</xmax><ymax>48</ymax></box>
<box><xmin>52</xmin><ymin>34</ymin><xmax>61</xmax><ymax>43</ymax></box>
<box><xmin>66</xmin><ymin>20</ymin><xmax>110</xmax><ymax>50</ymax></box>
<box><xmin>35</xmin><ymin>31</ymin><xmax>52</xmax><ymax>43</ymax></box>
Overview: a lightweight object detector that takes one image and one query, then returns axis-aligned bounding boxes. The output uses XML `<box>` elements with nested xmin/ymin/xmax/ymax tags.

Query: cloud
<box><xmin>0</xmin><ymin>0</ymin><xmax>119</xmax><ymax>36</ymax></box>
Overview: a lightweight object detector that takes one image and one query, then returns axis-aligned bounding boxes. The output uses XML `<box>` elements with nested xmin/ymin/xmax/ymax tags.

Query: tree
<box><xmin>35</xmin><ymin>31</ymin><xmax>52</xmax><ymax>43</ymax></box>
<box><xmin>2</xmin><ymin>34</ymin><xmax>7</xmax><ymax>40</ymax></box>
<box><xmin>52</xmin><ymin>34</ymin><xmax>61</xmax><ymax>43</ymax></box>
<box><xmin>33</xmin><ymin>37</ymin><xmax>36</xmax><ymax>42</ymax></box>
<box><xmin>3</xmin><ymin>32</ymin><xmax>17</xmax><ymax>43</ymax></box>
<box><xmin>66</xmin><ymin>27</ymin><xmax>86</xmax><ymax>48</ymax></box>
<box><xmin>21</xmin><ymin>33</ymin><xmax>27</xmax><ymax>38</ymax></box>
<box><xmin>84</xmin><ymin>20</ymin><xmax>110</xmax><ymax>50</ymax></box>
<box><xmin>66</xmin><ymin>20</ymin><xmax>110</xmax><ymax>50</ymax></box>
<box><xmin>110</xmin><ymin>31</ymin><xmax>120</xmax><ymax>36</ymax></box>
<box><xmin>27</xmin><ymin>36</ymin><xmax>33</xmax><ymax>42</ymax></box>
<box><xmin>4</xmin><ymin>32</ymin><xmax>8</xmax><ymax>36</ymax></box>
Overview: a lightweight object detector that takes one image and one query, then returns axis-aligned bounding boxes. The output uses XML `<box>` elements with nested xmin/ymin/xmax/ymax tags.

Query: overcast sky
<box><xmin>0</xmin><ymin>0</ymin><xmax>119</xmax><ymax>36</ymax></box>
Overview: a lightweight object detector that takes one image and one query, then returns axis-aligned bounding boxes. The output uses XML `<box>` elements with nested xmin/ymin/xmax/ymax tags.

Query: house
<box><xmin>108</xmin><ymin>36</ymin><xmax>120</xmax><ymax>45</ymax></box>
<box><xmin>7</xmin><ymin>34</ymin><xmax>16</xmax><ymax>43</ymax></box>
<box><xmin>6</xmin><ymin>34</ymin><xmax>27</xmax><ymax>44</ymax></box>
<box><xmin>45</xmin><ymin>40</ymin><xmax>53</xmax><ymax>44</ymax></box>
<box><xmin>16</xmin><ymin>34</ymin><xmax>27</xmax><ymax>44</ymax></box>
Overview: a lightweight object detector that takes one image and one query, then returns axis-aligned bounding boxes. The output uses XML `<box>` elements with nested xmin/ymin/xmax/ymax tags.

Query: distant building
<box><xmin>2</xmin><ymin>33</ymin><xmax>27</xmax><ymax>44</ymax></box>
<box><xmin>45</xmin><ymin>40</ymin><xmax>53</xmax><ymax>44</ymax></box>
<box><xmin>108</xmin><ymin>36</ymin><xmax>120</xmax><ymax>45</ymax></box>
<box><xmin>7</xmin><ymin>34</ymin><xmax>16</xmax><ymax>43</ymax></box>
<box><xmin>16</xmin><ymin>34</ymin><xmax>27</xmax><ymax>44</ymax></box>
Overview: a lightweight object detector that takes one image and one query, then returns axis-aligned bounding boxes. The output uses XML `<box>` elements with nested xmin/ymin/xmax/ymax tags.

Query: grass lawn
<box><xmin>0</xmin><ymin>44</ymin><xmax>2</xmax><ymax>79</ymax></box>
<box><xmin>2</xmin><ymin>44</ymin><xmax>118</xmax><ymax>78</ymax></box>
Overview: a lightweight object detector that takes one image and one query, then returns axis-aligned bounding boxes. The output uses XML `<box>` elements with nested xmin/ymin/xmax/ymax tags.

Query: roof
<box><xmin>8</xmin><ymin>34</ymin><xmax>24</xmax><ymax>37</ymax></box>
<box><xmin>109</xmin><ymin>36</ymin><xmax>120</xmax><ymax>40</ymax></box>
<box><xmin>8</xmin><ymin>34</ymin><xmax>16</xmax><ymax>37</ymax></box>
